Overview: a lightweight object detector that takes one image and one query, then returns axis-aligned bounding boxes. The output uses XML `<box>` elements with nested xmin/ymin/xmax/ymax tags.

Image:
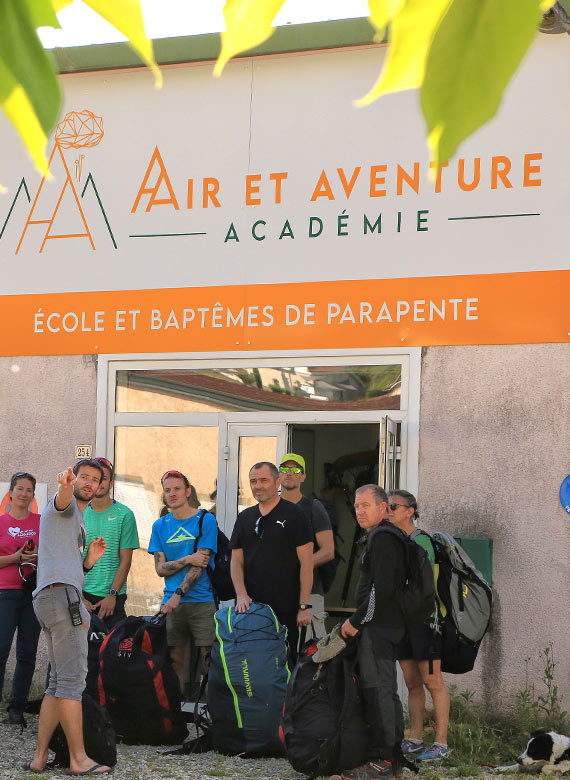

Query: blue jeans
<box><xmin>0</xmin><ymin>588</ymin><xmax>42</xmax><ymax>712</ymax></box>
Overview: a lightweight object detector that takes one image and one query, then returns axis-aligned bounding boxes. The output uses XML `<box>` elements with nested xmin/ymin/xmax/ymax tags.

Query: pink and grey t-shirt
<box><xmin>0</xmin><ymin>511</ymin><xmax>40</xmax><ymax>589</ymax></box>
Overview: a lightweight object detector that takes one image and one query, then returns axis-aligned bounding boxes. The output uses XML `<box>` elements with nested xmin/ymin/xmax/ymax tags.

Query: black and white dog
<box><xmin>517</xmin><ymin>730</ymin><xmax>570</xmax><ymax>774</ymax></box>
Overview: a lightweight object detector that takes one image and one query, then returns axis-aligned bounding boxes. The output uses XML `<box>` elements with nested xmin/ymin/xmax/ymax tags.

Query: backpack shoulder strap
<box><xmin>369</xmin><ymin>520</ymin><xmax>406</xmax><ymax>543</ymax></box>
<box><xmin>193</xmin><ymin>509</ymin><xmax>207</xmax><ymax>553</ymax></box>
<box><xmin>367</xmin><ymin>522</ymin><xmax>411</xmax><ymax>566</ymax></box>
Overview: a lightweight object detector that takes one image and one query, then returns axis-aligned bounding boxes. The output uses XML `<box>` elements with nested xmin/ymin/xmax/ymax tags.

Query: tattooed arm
<box><xmin>160</xmin><ymin>551</ymin><xmax>213</xmax><ymax>614</ymax></box>
<box><xmin>153</xmin><ymin>549</ymin><xmax>209</xmax><ymax>578</ymax></box>
<box><xmin>160</xmin><ymin>564</ymin><xmax>205</xmax><ymax>614</ymax></box>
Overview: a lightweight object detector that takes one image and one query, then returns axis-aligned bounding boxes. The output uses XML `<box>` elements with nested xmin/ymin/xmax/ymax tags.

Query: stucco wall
<box><xmin>1</xmin><ymin>354</ymin><xmax>98</xmax><ymax>698</ymax></box>
<box><xmin>0</xmin><ymin>355</ymin><xmax>98</xmax><ymax>489</ymax></box>
<box><xmin>419</xmin><ymin>344</ymin><xmax>570</xmax><ymax>712</ymax></box>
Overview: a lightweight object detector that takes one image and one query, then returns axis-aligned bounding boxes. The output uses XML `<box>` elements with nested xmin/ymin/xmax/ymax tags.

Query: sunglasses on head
<box><xmin>94</xmin><ymin>457</ymin><xmax>113</xmax><ymax>470</ymax></box>
<box><xmin>279</xmin><ymin>466</ymin><xmax>303</xmax><ymax>474</ymax></box>
<box><xmin>161</xmin><ymin>469</ymin><xmax>186</xmax><ymax>482</ymax></box>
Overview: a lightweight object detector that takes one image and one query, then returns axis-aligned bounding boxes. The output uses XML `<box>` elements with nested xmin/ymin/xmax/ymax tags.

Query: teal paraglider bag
<box><xmin>208</xmin><ymin>602</ymin><xmax>289</xmax><ymax>756</ymax></box>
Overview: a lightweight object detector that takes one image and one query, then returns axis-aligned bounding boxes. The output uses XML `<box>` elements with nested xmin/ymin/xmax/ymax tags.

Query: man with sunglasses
<box><xmin>279</xmin><ymin>453</ymin><xmax>334</xmax><ymax>638</ymax></box>
<box><xmin>82</xmin><ymin>458</ymin><xmax>139</xmax><ymax>629</ymax></box>
<box><xmin>230</xmin><ymin>461</ymin><xmax>314</xmax><ymax>662</ymax></box>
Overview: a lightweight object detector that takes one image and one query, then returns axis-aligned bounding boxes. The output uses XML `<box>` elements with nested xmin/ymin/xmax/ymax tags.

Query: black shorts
<box><xmin>397</xmin><ymin>622</ymin><xmax>441</xmax><ymax>662</ymax></box>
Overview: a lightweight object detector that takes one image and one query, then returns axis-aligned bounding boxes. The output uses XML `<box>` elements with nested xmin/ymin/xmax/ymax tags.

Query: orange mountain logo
<box><xmin>1</xmin><ymin>109</ymin><xmax>117</xmax><ymax>253</ymax></box>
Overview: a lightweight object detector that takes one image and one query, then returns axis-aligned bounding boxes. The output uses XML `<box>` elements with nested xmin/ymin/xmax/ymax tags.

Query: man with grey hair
<box><xmin>339</xmin><ymin>484</ymin><xmax>408</xmax><ymax>780</ymax></box>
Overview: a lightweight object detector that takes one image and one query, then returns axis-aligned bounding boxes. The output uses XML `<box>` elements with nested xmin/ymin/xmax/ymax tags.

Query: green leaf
<box><xmin>0</xmin><ymin>56</ymin><xmax>49</xmax><ymax>175</ymax></box>
<box><xmin>51</xmin><ymin>0</ymin><xmax>73</xmax><ymax>11</ymax></box>
<box><xmin>214</xmin><ymin>0</ymin><xmax>287</xmax><ymax>76</ymax></box>
<box><xmin>356</xmin><ymin>0</ymin><xmax>452</xmax><ymax>106</ymax></box>
<box><xmin>422</xmin><ymin>0</ymin><xmax>543</xmax><ymax>165</ymax></box>
<box><xmin>0</xmin><ymin>0</ymin><xmax>61</xmax><ymax>134</ymax></box>
<box><xmin>24</xmin><ymin>0</ymin><xmax>60</xmax><ymax>29</ymax></box>
<box><xmin>82</xmin><ymin>0</ymin><xmax>162</xmax><ymax>85</ymax></box>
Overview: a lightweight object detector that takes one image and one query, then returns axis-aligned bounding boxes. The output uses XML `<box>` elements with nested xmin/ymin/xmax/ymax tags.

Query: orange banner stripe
<box><xmin>1</xmin><ymin>269</ymin><xmax>568</xmax><ymax>356</ymax></box>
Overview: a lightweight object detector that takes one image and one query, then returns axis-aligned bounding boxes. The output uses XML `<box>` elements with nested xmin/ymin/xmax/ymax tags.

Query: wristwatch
<box><xmin>298</xmin><ymin>603</ymin><xmax>312</xmax><ymax>610</ymax></box>
<box><xmin>108</xmin><ymin>589</ymin><xmax>118</xmax><ymax>597</ymax></box>
<box><xmin>175</xmin><ymin>587</ymin><xmax>184</xmax><ymax>596</ymax></box>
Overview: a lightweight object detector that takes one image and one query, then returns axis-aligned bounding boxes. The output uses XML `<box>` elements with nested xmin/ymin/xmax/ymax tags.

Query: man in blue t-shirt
<box><xmin>148</xmin><ymin>470</ymin><xmax>217</xmax><ymax>689</ymax></box>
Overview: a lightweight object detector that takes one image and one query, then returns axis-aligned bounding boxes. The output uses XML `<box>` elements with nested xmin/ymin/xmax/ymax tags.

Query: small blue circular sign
<box><xmin>560</xmin><ymin>475</ymin><xmax>570</xmax><ymax>515</ymax></box>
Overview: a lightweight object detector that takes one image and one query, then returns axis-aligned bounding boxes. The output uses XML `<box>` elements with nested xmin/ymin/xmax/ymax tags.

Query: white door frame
<box><xmin>96</xmin><ymin>347</ymin><xmax>422</xmax><ymax>498</ymax></box>
<box><xmin>223</xmin><ymin>422</ymin><xmax>288</xmax><ymax>535</ymax></box>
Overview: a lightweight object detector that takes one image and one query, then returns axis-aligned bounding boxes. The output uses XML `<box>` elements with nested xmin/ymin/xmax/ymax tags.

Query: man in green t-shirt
<box><xmin>82</xmin><ymin>457</ymin><xmax>139</xmax><ymax>629</ymax></box>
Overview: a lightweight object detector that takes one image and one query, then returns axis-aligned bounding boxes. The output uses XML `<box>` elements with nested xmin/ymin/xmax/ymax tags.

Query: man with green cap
<box><xmin>279</xmin><ymin>453</ymin><xmax>334</xmax><ymax>638</ymax></box>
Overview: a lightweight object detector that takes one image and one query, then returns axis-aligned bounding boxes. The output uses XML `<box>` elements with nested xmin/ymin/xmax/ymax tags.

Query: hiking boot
<box><xmin>401</xmin><ymin>738</ymin><xmax>425</xmax><ymax>756</ymax></box>
<box><xmin>341</xmin><ymin>760</ymin><xmax>395</xmax><ymax>780</ymax></box>
<box><xmin>416</xmin><ymin>742</ymin><xmax>451</xmax><ymax>761</ymax></box>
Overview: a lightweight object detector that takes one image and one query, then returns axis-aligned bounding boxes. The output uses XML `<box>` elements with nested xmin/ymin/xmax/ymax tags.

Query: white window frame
<box><xmin>96</xmin><ymin>347</ymin><xmax>421</xmax><ymax>495</ymax></box>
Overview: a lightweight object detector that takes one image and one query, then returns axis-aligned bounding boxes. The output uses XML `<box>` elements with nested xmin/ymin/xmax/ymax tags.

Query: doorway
<box><xmin>223</xmin><ymin>418</ymin><xmax>399</xmax><ymax>616</ymax></box>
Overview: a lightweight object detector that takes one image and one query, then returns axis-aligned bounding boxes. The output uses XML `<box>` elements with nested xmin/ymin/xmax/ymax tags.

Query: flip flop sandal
<box><xmin>22</xmin><ymin>760</ymin><xmax>45</xmax><ymax>773</ymax></box>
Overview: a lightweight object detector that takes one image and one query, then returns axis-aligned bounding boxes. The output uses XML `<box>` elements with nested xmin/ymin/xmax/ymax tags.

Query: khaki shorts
<box><xmin>33</xmin><ymin>585</ymin><xmax>89</xmax><ymax>701</ymax></box>
<box><xmin>166</xmin><ymin>601</ymin><xmax>215</xmax><ymax>648</ymax></box>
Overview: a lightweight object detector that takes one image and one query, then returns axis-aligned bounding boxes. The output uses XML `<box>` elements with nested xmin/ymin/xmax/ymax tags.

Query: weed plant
<box><xmin>414</xmin><ymin>643</ymin><xmax>568</xmax><ymax>777</ymax></box>
<box><xmin>516</xmin><ymin>643</ymin><xmax>568</xmax><ymax>735</ymax></box>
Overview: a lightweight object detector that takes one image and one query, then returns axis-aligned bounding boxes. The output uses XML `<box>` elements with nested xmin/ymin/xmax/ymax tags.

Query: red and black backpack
<box><xmin>98</xmin><ymin>614</ymin><xmax>187</xmax><ymax>745</ymax></box>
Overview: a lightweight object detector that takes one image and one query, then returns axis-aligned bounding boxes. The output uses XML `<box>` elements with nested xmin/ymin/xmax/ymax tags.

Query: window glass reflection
<box><xmin>116</xmin><ymin>365</ymin><xmax>401</xmax><ymax>412</ymax></box>
<box><xmin>114</xmin><ymin>425</ymin><xmax>218</xmax><ymax>616</ymax></box>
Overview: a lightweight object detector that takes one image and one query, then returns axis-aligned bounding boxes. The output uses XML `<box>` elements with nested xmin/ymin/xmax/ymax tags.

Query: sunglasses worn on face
<box><xmin>279</xmin><ymin>466</ymin><xmax>303</xmax><ymax>474</ymax></box>
<box><xmin>388</xmin><ymin>503</ymin><xmax>411</xmax><ymax>511</ymax></box>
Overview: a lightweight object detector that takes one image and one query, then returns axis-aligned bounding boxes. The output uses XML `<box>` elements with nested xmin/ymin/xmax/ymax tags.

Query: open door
<box><xmin>380</xmin><ymin>415</ymin><xmax>398</xmax><ymax>492</ymax></box>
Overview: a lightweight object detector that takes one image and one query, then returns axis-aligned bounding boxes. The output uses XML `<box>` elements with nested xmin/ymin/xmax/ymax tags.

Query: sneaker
<box><xmin>341</xmin><ymin>760</ymin><xmax>395</xmax><ymax>780</ymax></box>
<box><xmin>401</xmin><ymin>738</ymin><xmax>425</xmax><ymax>756</ymax></box>
<box><xmin>416</xmin><ymin>742</ymin><xmax>451</xmax><ymax>761</ymax></box>
<box><xmin>312</xmin><ymin>623</ymin><xmax>347</xmax><ymax>663</ymax></box>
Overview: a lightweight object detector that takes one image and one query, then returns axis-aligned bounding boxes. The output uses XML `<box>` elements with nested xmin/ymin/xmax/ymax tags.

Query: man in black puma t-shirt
<box><xmin>230</xmin><ymin>461</ymin><xmax>313</xmax><ymax>660</ymax></box>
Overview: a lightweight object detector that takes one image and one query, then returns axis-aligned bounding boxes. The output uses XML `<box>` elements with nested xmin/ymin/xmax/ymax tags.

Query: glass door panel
<box><xmin>114</xmin><ymin>425</ymin><xmax>219</xmax><ymax>616</ymax></box>
<box><xmin>225</xmin><ymin>424</ymin><xmax>287</xmax><ymax>531</ymax></box>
